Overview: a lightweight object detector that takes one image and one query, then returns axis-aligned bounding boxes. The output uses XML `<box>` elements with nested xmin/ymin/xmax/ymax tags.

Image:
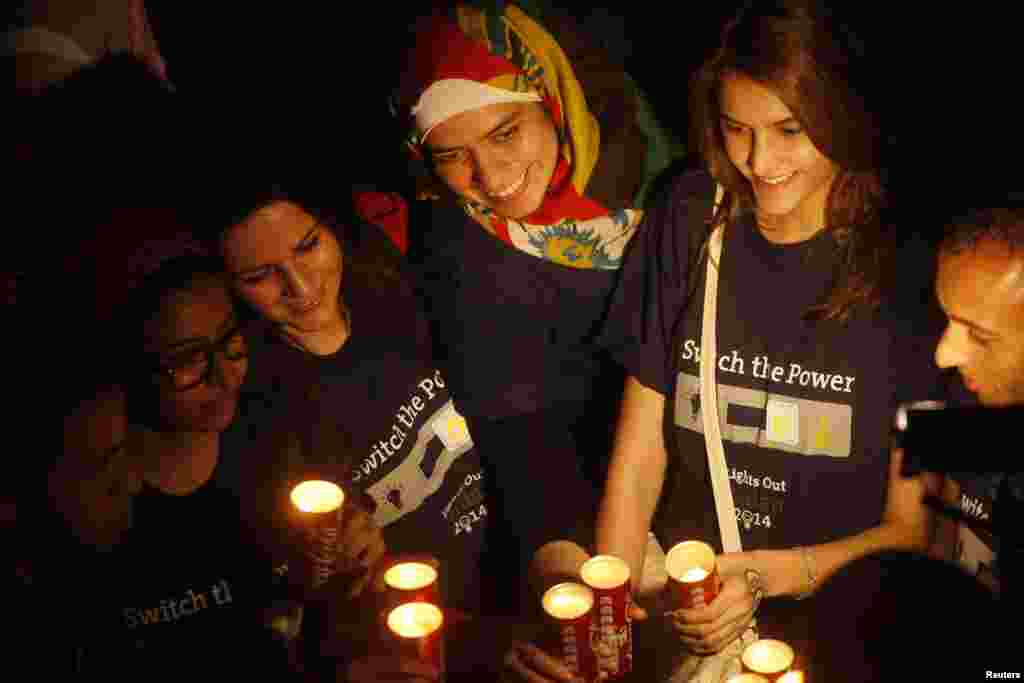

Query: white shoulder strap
<box><xmin>700</xmin><ymin>184</ymin><xmax>742</xmax><ymax>553</ymax></box>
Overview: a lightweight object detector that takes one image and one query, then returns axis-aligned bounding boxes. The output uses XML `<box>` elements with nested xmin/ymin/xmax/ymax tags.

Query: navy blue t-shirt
<box><xmin>600</xmin><ymin>169</ymin><xmax>946</xmax><ymax>555</ymax></box>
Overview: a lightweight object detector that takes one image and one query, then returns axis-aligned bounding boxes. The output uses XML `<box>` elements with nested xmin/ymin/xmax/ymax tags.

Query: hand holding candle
<box><xmin>665</xmin><ymin>541</ymin><xmax>719</xmax><ymax>609</ymax></box>
<box><xmin>664</xmin><ymin>545</ymin><xmax>761</xmax><ymax>655</ymax></box>
<box><xmin>335</xmin><ymin>501</ymin><xmax>387</xmax><ymax>598</ymax></box>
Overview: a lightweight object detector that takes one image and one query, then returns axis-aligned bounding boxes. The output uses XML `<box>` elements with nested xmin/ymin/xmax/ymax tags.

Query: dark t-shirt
<box><xmin>600</xmin><ymin>171</ymin><xmax>945</xmax><ymax>627</ymax></box>
<box><xmin>406</xmin><ymin>200</ymin><xmax>623</xmax><ymax>422</ymax></box>
<box><xmin>224</xmin><ymin>247</ymin><xmax>488</xmax><ymax>615</ymax></box>
<box><xmin>89</xmin><ymin>475</ymin><xmax>286</xmax><ymax>678</ymax></box>
<box><xmin>955</xmin><ymin>472</ymin><xmax>1004</xmax><ymax>592</ymax></box>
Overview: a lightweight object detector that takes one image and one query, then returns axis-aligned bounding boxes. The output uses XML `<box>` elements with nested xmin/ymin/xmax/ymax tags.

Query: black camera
<box><xmin>894</xmin><ymin>401</ymin><xmax>1024</xmax><ymax>478</ymax></box>
<box><xmin>894</xmin><ymin>400</ymin><xmax>1023</xmax><ymax>608</ymax></box>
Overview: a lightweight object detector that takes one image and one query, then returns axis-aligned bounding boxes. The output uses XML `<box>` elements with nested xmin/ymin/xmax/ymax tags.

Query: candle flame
<box><xmin>290</xmin><ymin>480</ymin><xmax>344</xmax><ymax>513</ymax></box>
<box><xmin>680</xmin><ymin>567</ymin><xmax>710</xmax><ymax>582</ymax></box>
<box><xmin>581</xmin><ymin>555</ymin><xmax>630</xmax><ymax>589</ymax></box>
<box><xmin>387</xmin><ymin>602</ymin><xmax>443</xmax><ymax>638</ymax></box>
<box><xmin>666</xmin><ymin>541</ymin><xmax>716</xmax><ymax>582</ymax></box>
<box><xmin>742</xmin><ymin>639</ymin><xmax>795</xmax><ymax>674</ymax></box>
<box><xmin>385</xmin><ymin>562</ymin><xmax>438</xmax><ymax>590</ymax></box>
<box><xmin>542</xmin><ymin>583</ymin><xmax>593</xmax><ymax>619</ymax></box>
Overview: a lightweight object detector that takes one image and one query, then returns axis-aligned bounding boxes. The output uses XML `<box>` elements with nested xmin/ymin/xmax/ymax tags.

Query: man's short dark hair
<box><xmin>942</xmin><ymin>206</ymin><xmax>1024</xmax><ymax>255</ymax></box>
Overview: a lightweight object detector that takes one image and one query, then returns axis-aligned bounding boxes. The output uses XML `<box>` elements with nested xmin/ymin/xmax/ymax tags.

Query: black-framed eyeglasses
<box><xmin>151</xmin><ymin>325</ymin><xmax>248</xmax><ymax>392</ymax></box>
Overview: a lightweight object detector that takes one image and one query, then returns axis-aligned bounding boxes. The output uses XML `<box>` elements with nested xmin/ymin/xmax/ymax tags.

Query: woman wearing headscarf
<box><xmin>377</xmin><ymin>4</ymin><xmax>685</xmax><ymax>621</ymax></box>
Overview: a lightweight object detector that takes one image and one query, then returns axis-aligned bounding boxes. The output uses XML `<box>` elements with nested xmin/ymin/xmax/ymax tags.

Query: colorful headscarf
<box><xmin>398</xmin><ymin>3</ymin><xmax>642</xmax><ymax>270</ymax></box>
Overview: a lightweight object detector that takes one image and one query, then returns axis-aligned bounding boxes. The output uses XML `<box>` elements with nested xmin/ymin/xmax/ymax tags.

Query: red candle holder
<box><xmin>665</xmin><ymin>541</ymin><xmax>720</xmax><ymax>609</ymax></box>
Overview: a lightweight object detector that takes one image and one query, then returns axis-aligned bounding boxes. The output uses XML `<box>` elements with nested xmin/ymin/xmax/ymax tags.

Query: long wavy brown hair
<box><xmin>691</xmin><ymin>0</ymin><xmax>887</xmax><ymax>322</ymax></box>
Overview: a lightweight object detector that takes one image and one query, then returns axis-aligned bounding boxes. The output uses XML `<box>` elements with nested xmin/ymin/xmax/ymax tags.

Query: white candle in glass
<box><xmin>385</xmin><ymin>562</ymin><xmax>438</xmax><ymax>591</ymax></box>
<box><xmin>387</xmin><ymin>602</ymin><xmax>444</xmax><ymax>638</ymax></box>
<box><xmin>290</xmin><ymin>480</ymin><xmax>344</xmax><ymax>513</ymax></box>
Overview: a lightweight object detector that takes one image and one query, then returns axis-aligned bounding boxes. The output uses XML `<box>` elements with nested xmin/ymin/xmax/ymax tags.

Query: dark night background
<box><xmin>9</xmin><ymin>1</ymin><xmax>1021</xmax><ymax>241</ymax></box>
<box><xmin>135</xmin><ymin>2</ymin><xmax>1021</xmax><ymax>219</ymax></box>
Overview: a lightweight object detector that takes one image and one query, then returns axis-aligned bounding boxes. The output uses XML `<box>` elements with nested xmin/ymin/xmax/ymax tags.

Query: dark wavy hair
<box><xmin>690</xmin><ymin>0</ymin><xmax>887</xmax><ymax>322</ymax></box>
<box><xmin>121</xmin><ymin>250</ymin><xmax>230</xmax><ymax>428</ymax></box>
<box><xmin>192</xmin><ymin>166</ymin><xmax>404</xmax><ymax>321</ymax></box>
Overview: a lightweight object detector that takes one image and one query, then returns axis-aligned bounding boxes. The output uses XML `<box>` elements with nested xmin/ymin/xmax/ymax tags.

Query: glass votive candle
<box><xmin>289</xmin><ymin>480</ymin><xmax>345</xmax><ymax>591</ymax></box>
<box><xmin>383</xmin><ymin>559</ymin><xmax>441</xmax><ymax>607</ymax></box>
<box><xmin>777</xmin><ymin>672</ymin><xmax>805</xmax><ymax>683</ymax></box>
<box><xmin>580</xmin><ymin>555</ymin><xmax>633</xmax><ymax>679</ymax></box>
<box><xmin>542</xmin><ymin>582</ymin><xmax>599</xmax><ymax>682</ymax></box>
<box><xmin>727</xmin><ymin>675</ymin><xmax>771</xmax><ymax>683</ymax></box>
<box><xmin>741</xmin><ymin>639</ymin><xmax>795</xmax><ymax>682</ymax></box>
<box><xmin>386</xmin><ymin>602</ymin><xmax>445</xmax><ymax>674</ymax></box>
<box><xmin>665</xmin><ymin>540</ymin><xmax>719</xmax><ymax>608</ymax></box>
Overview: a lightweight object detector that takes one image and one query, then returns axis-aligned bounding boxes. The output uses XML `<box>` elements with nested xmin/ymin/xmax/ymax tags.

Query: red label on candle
<box><xmin>665</xmin><ymin>541</ymin><xmax>720</xmax><ymax>609</ymax></box>
<box><xmin>580</xmin><ymin>555</ymin><xmax>633</xmax><ymax>679</ymax></box>
<box><xmin>386</xmin><ymin>602</ymin><xmax>444</xmax><ymax>674</ymax></box>
<box><xmin>542</xmin><ymin>583</ymin><xmax>599</xmax><ymax>681</ymax></box>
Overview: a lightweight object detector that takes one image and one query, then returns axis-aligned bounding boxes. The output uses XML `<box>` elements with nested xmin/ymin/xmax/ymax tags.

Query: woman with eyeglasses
<box><xmin>106</xmin><ymin>238</ymin><xmax>292</xmax><ymax>676</ymax></box>
<box><xmin>50</xmin><ymin>220</ymin><xmax>385</xmax><ymax>679</ymax></box>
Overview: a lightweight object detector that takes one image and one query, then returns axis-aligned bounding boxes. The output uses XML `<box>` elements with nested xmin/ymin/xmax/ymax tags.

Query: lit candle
<box><xmin>727</xmin><ymin>675</ymin><xmax>771</xmax><ymax>683</ymax></box>
<box><xmin>289</xmin><ymin>480</ymin><xmax>345</xmax><ymax>592</ymax></box>
<box><xmin>542</xmin><ymin>582</ymin><xmax>598</xmax><ymax>681</ymax></box>
<box><xmin>290</xmin><ymin>480</ymin><xmax>344</xmax><ymax>513</ymax></box>
<box><xmin>680</xmin><ymin>566</ymin><xmax>710</xmax><ymax>582</ymax></box>
<box><xmin>386</xmin><ymin>602</ymin><xmax>444</xmax><ymax>639</ymax></box>
<box><xmin>542</xmin><ymin>583</ymin><xmax>594</xmax><ymax>619</ymax></box>
<box><xmin>580</xmin><ymin>555</ymin><xmax>630</xmax><ymax>590</ymax></box>
<box><xmin>665</xmin><ymin>541</ymin><xmax>719</xmax><ymax>608</ymax></box>
<box><xmin>742</xmin><ymin>640</ymin><xmax>795</xmax><ymax>678</ymax></box>
<box><xmin>777</xmin><ymin>672</ymin><xmax>805</xmax><ymax>683</ymax></box>
<box><xmin>579</xmin><ymin>555</ymin><xmax>633</xmax><ymax>679</ymax></box>
<box><xmin>385</xmin><ymin>562</ymin><xmax>439</xmax><ymax>591</ymax></box>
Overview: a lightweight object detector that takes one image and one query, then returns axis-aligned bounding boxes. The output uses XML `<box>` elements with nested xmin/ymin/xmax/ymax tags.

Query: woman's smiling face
<box><xmin>718</xmin><ymin>71</ymin><xmax>839</xmax><ymax>242</ymax></box>
<box><xmin>222</xmin><ymin>201</ymin><xmax>345</xmax><ymax>335</ymax></box>
<box><xmin>425</xmin><ymin>101</ymin><xmax>560</xmax><ymax>220</ymax></box>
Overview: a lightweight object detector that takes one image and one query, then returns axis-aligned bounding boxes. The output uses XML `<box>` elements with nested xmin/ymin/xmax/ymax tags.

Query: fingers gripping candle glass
<box><xmin>580</xmin><ymin>555</ymin><xmax>633</xmax><ymax>679</ymax></box>
<box><xmin>290</xmin><ymin>480</ymin><xmax>345</xmax><ymax>592</ymax></box>
<box><xmin>665</xmin><ymin>541</ymin><xmax>720</xmax><ymax>608</ymax></box>
<box><xmin>386</xmin><ymin>601</ymin><xmax>445</xmax><ymax>674</ymax></box>
<box><xmin>741</xmin><ymin>639</ymin><xmax>795</xmax><ymax>682</ymax></box>
<box><xmin>542</xmin><ymin>582</ymin><xmax>599</xmax><ymax>682</ymax></box>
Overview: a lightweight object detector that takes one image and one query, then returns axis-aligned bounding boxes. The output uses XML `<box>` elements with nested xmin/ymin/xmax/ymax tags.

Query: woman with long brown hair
<box><xmin>588</xmin><ymin>0</ymin><xmax>948</xmax><ymax>677</ymax></box>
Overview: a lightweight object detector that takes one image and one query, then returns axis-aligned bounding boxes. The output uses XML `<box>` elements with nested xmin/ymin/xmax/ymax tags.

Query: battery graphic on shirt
<box><xmin>366</xmin><ymin>400</ymin><xmax>474</xmax><ymax>528</ymax></box>
<box><xmin>675</xmin><ymin>373</ymin><xmax>852</xmax><ymax>458</ymax></box>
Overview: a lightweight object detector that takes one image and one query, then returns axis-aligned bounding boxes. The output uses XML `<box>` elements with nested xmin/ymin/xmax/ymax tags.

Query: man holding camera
<box><xmin>933</xmin><ymin>206</ymin><xmax>1024</xmax><ymax>594</ymax></box>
